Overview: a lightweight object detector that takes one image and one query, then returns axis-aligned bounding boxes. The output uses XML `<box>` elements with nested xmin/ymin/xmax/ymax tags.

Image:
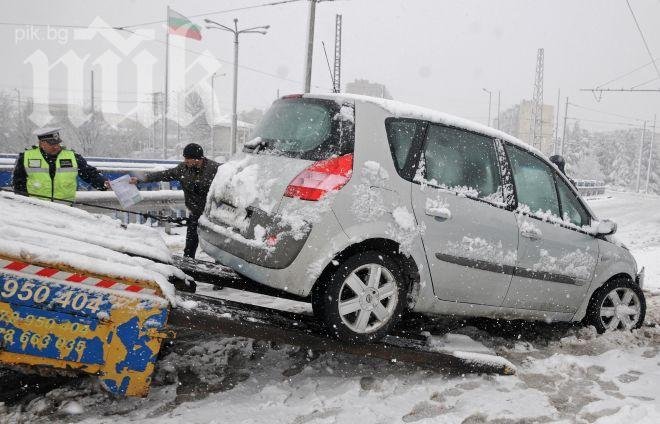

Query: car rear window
<box><xmin>245</xmin><ymin>98</ymin><xmax>354</xmax><ymax>161</ymax></box>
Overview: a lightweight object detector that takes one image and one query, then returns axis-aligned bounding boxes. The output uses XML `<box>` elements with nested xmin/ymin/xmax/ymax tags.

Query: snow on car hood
<box><xmin>0</xmin><ymin>191</ymin><xmax>183</xmax><ymax>304</ymax></box>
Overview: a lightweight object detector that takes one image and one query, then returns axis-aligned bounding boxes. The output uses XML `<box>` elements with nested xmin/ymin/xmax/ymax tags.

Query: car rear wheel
<box><xmin>312</xmin><ymin>251</ymin><xmax>407</xmax><ymax>344</ymax></box>
<box><xmin>586</xmin><ymin>278</ymin><xmax>645</xmax><ymax>333</ymax></box>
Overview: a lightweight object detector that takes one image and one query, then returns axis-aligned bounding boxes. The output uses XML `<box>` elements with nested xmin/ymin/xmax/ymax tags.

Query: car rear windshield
<box><xmin>244</xmin><ymin>98</ymin><xmax>354</xmax><ymax>161</ymax></box>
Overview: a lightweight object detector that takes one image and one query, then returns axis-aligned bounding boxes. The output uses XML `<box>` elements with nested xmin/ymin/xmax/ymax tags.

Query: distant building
<box><xmin>210</xmin><ymin>114</ymin><xmax>254</xmax><ymax>157</ymax></box>
<box><xmin>345</xmin><ymin>79</ymin><xmax>393</xmax><ymax>100</ymax></box>
<box><xmin>499</xmin><ymin>100</ymin><xmax>555</xmax><ymax>156</ymax></box>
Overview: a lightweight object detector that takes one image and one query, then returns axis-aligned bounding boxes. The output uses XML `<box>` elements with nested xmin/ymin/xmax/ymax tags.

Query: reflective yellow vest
<box><xmin>23</xmin><ymin>148</ymin><xmax>78</xmax><ymax>201</ymax></box>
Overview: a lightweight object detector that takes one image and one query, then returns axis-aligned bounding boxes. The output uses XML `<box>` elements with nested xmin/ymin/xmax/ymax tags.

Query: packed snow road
<box><xmin>1</xmin><ymin>190</ymin><xmax>658</xmax><ymax>423</ymax></box>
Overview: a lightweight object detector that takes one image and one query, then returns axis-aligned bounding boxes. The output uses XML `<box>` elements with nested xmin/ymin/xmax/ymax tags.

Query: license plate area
<box><xmin>210</xmin><ymin>200</ymin><xmax>252</xmax><ymax>235</ymax></box>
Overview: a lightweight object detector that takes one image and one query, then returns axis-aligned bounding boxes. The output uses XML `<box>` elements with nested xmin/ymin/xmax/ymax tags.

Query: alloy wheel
<box><xmin>598</xmin><ymin>287</ymin><xmax>642</xmax><ymax>331</ymax></box>
<box><xmin>337</xmin><ymin>263</ymin><xmax>398</xmax><ymax>334</ymax></box>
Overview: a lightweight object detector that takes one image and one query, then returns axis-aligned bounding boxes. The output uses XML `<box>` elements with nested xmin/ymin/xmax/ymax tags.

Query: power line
<box><xmin>568</xmin><ymin>102</ymin><xmax>648</xmax><ymax>122</ymax></box>
<box><xmin>566</xmin><ymin>116</ymin><xmax>645</xmax><ymax>128</ymax></box>
<box><xmin>121</xmin><ymin>0</ymin><xmax>305</xmax><ymax>29</ymax></box>
<box><xmin>0</xmin><ymin>21</ymin><xmax>115</xmax><ymax>29</ymax></box>
<box><xmin>1</xmin><ymin>0</ymin><xmax>328</xmax><ymax>92</ymax></box>
<box><xmin>631</xmin><ymin>77</ymin><xmax>660</xmax><ymax>89</ymax></box>
<box><xmin>595</xmin><ymin>57</ymin><xmax>660</xmax><ymax>89</ymax></box>
<box><xmin>116</xmin><ymin>27</ymin><xmax>326</xmax><ymax>89</ymax></box>
<box><xmin>0</xmin><ymin>0</ymin><xmax>305</xmax><ymax>30</ymax></box>
<box><xmin>625</xmin><ymin>0</ymin><xmax>660</xmax><ymax>81</ymax></box>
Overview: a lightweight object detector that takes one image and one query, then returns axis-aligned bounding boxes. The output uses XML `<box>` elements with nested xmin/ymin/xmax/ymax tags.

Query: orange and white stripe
<box><xmin>0</xmin><ymin>258</ymin><xmax>156</xmax><ymax>295</ymax></box>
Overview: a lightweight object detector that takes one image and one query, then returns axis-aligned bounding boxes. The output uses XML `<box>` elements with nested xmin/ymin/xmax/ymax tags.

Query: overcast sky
<box><xmin>2</xmin><ymin>0</ymin><xmax>659</xmax><ymax>132</ymax></box>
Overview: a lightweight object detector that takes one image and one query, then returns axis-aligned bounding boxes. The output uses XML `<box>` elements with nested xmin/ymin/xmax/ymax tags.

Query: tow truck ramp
<box><xmin>1</xmin><ymin>254</ymin><xmax>514</xmax><ymax>400</ymax></box>
<box><xmin>170</xmin><ymin>292</ymin><xmax>516</xmax><ymax>376</ymax></box>
<box><xmin>171</xmin><ymin>256</ymin><xmax>516</xmax><ymax>376</ymax></box>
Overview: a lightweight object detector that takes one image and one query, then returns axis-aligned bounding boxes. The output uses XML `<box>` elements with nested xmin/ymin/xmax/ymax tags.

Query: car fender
<box><xmin>321</xmin><ymin>216</ymin><xmax>433</xmax><ymax>310</ymax></box>
<box><xmin>572</xmin><ymin>239</ymin><xmax>637</xmax><ymax>321</ymax></box>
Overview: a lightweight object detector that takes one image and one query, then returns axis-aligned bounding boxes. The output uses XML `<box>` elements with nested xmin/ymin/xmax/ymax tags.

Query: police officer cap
<box><xmin>34</xmin><ymin>127</ymin><xmax>62</xmax><ymax>144</ymax></box>
<box><xmin>183</xmin><ymin>143</ymin><xmax>204</xmax><ymax>159</ymax></box>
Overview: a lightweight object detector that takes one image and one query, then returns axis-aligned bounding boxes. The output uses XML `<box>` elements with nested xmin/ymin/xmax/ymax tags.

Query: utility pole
<box><xmin>482</xmin><ymin>88</ymin><xmax>492</xmax><ymax>127</ymax></box>
<box><xmin>554</xmin><ymin>89</ymin><xmax>560</xmax><ymax>155</ymax></box>
<box><xmin>645</xmin><ymin>115</ymin><xmax>656</xmax><ymax>193</ymax></box>
<box><xmin>303</xmin><ymin>0</ymin><xmax>317</xmax><ymax>93</ymax></box>
<box><xmin>90</xmin><ymin>70</ymin><xmax>95</xmax><ymax>114</ymax></box>
<box><xmin>332</xmin><ymin>14</ymin><xmax>342</xmax><ymax>93</ymax></box>
<box><xmin>561</xmin><ymin>97</ymin><xmax>569</xmax><ymax>156</ymax></box>
<box><xmin>211</xmin><ymin>73</ymin><xmax>216</xmax><ymax>157</ymax></box>
<box><xmin>497</xmin><ymin>90</ymin><xmax>501</xmax><ymax>130</ymax></box>
<box><xmin>14</xmin><ymin>88</ymin><xmax>21</xmax><ymax>125</ymax></box>
<box><xmin>152</xmin><ymin>92</ymin><xmax>161</xmax><ymax>153</ymax></box>
<box><xmin>163</xmin><ymin>6</ymin><xmax>171</xmax><ymax>159</ymax></box>
<box><xmin>635</xmin><ymin>121</ymin><xmax>647</xmax><ymax>192</ymax></box>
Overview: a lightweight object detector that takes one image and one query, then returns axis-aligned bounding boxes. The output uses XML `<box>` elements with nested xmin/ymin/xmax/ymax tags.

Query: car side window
<box><xmin>505</xmin><ymin>144</ymin><xmax>560</xmax><ymax>217</ymax></box>
<box><xmin>421</xmin><ymin>124</ymin><xmax>502</xmax><ymax>200</ymax></box>
<box><xmin>385</xmin><ymin>119</ymin><xmax>421</xmax><ymax>174</ymax></box>
<box><xmin>556</xmin><ymin>177</ymin><xmax>591</xmax><ymax>227</ymax></box>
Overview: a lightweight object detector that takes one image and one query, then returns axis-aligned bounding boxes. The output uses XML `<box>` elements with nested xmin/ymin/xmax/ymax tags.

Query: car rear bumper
<box><xmin>198</xmin><ymin>207</ymin><xmax>311</xmax><ymax>270</ymax></box>
<box><xmin>199</xmin><ymin>208</ymin><xmax>350</xmax><ymax>298</ymax></box>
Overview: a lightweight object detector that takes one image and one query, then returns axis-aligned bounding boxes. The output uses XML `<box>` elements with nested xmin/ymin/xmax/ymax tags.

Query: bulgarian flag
<box><xmin>168</xmin><ymin>8</ymin><xmax>202</xmax><ymax>40</ymax></box>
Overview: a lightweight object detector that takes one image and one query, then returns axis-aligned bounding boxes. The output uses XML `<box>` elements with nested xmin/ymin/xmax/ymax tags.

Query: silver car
<box><xmin>199</xmin><ymin>93</ymin><xmax>646</xmax><ymax>343</ymax></box>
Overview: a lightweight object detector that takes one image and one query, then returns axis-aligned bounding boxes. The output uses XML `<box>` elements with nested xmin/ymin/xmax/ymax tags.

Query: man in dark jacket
<box><xmin>12</xmin><ymin>127</ymin><xmax>109</xmax><ymax>201</ymax></box>
<box><xmin>130</xmin><ymin>143</ymin><xmax>219</xmax><ymax>258</ymax></box>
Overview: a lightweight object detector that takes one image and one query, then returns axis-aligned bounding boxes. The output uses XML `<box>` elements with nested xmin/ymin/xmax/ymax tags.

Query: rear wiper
<box><xmin>243</xmin><ymin>137</ymin><xmax>273</xmax><ymax>154</ymax></box>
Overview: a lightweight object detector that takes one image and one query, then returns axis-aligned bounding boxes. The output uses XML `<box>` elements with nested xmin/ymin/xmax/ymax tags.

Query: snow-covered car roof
<box><xmin>0</xmin><ymin>191</ymin><xmax>184</xmax><ymax>304</ymax></box>
<box><xmin>307</xmin><ymin>92</ymin><xmax>546</xmax><ymax>159</ymax></box>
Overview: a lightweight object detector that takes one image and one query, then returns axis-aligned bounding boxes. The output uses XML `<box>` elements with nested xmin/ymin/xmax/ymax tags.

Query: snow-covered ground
<box><xmin>1</xmin><ymin>190</ymin><xmax>658</xmax><ymax>423</ymax></box>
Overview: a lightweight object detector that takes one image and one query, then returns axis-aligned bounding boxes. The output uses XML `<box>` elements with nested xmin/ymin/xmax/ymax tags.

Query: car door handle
<box><xmin>520</xmin><ymin>228</ymin><xmax>542</xmax><ymax>240</ymax></box>
<box><xmin>425</xmin><ymin>207</ymin><xmax>451</xmax><ymax>220</ymax></box>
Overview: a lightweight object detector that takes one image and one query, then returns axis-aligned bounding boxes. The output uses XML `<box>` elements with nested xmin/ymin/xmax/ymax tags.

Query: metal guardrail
<box><xmin>75</xmin><ymin>190</ymin><xmax>186</xmax><ymax>225</ymax></box>
<box><xmin>0</xmin><ymin>155</ymin><xmax>181</xmax><ymax>190</ymax></box>
<box><xmin>574</xmin><ymin>179</ymin><xmax>606</xmax><ymax>197</ymax></box>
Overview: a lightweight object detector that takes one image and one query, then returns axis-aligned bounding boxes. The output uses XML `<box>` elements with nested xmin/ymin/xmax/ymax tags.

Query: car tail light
<box><xmin>281</xmin><ymin>94</ymin><xmax>304</xmax><ymax>99</ymax></box>
<box><xmin>284</xmin><ymin>154</ymin><xmax>353</xmax><ymax>201</ymax></box>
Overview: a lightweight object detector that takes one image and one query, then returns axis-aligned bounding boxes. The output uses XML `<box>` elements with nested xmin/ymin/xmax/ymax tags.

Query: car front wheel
<box><xmin>586</xmin><ymin>278</ymin><xmax>645</xmax><ymax>333</ymax></box>
<box><xmin>312</xmin><ymin>251</ymin><xmax>407</xmax><ymax>344</ymax></box>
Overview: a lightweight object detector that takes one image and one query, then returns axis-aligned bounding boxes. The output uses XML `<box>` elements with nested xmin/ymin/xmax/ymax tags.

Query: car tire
<box><xmin>312</xmin><ymin>251</ymin><xmax>407</xmax><ymax>344</ymax></box>
<box><xmin>586</xmin><ymin>278</ymin><xmax>645</xmax><ymax>333</ymax></box>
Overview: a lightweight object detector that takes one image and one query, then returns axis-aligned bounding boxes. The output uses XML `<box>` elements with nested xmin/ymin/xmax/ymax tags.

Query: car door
<box><xmin>410</xmin><ymin>124</ymin><xmax>519</xmax><ymax>306</ymax></box>
<box><xmin>502</xmin><ymin>144</ymin><xmax>599</xmax><ymax>313</ymax></box>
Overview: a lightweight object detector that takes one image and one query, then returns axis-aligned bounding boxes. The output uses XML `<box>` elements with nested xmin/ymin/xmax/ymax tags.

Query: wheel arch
<box><xmin>311</xmin><ymin>238</ymin><xmax>422</xmax><ymax>310</ymax></box>
<box><xmin>574</xmin><ymin>271</ymin><xmax>637</xmax><ymax>321</ymax></box>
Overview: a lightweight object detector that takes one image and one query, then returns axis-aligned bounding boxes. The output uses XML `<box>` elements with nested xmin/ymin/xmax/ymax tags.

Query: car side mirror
<box><xmin>597</xmin><ymin>219</ymin><xmax>617</xmax><ymax>236</ymax></box>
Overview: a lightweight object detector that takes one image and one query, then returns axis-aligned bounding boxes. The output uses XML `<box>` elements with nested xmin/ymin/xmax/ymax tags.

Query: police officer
<box><xmin>129</xmin><ymin>143</ymin><xmax>220</xmax><ymax>259</ymax></box>
<box><xmin>12</xmin><ymin>127</ymin><xmax>110</xmax><ymax>202</ymax></box>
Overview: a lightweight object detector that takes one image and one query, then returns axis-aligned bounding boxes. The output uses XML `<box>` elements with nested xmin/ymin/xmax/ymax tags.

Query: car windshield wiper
<box><xmin>243</xmin><ymin>137</ymin><xmax>274</xmax><ymax>154</ymax></box>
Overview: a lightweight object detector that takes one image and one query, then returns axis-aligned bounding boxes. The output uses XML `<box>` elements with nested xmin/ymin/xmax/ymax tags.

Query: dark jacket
<box><xmin>12</xmin><ymin>147</ymin><xmax>108</xmax><ymax>195</ymax></box>
<box><xmin>142</xmin><ymin>158</ymin><xmax>220</xmax><ymax>217</ymax></box>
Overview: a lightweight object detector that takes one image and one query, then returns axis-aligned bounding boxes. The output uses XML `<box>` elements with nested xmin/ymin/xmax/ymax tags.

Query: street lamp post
<box><xmin>482</xmin><ymin>88</ymin><xmax>492</xmax><ymax>127</ymax></box>
<box><xmin>210</xmin><ymin>71</ymin><xmax>227</xmax><ymax>158</ymax></box>
<box><xmin>205</xmin><ymin>18</ymin><xmax>269</xmax><ymax>155</ymax></box>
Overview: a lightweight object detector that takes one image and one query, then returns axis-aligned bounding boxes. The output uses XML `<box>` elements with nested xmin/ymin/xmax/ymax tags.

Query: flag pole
<box><xmin>162</xmin><ymin>5</ymin><xmax>170</xmax><ymax>159</ymax></box>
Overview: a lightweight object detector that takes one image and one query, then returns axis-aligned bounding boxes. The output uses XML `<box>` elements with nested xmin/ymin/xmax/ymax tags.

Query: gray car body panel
<box><xmin>199</xmin><ymin>93</ymin><xmax>639</xmax><ymax>324</ymax></box>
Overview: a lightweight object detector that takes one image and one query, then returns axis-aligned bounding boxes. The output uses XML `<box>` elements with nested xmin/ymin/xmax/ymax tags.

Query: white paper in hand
<box><xmin>109</xmin><ymin>174</ymin><xmax>143</xmax><ymax>208</ymax></box>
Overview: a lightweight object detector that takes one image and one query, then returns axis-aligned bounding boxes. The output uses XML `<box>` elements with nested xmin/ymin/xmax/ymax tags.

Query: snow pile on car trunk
<box><xmin>0</xmin><ymin>191</ymin><xmax>185</xmax><ymax>304</ymax></box>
